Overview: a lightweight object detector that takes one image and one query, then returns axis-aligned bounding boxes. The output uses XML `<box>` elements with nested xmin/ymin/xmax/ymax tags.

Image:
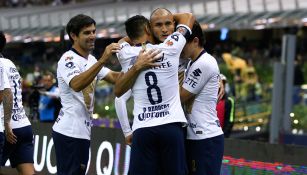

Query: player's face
<box><xmin>150</xmin><ymin>14</ymin><xmax>175</xmax><ymax>43</ymax></box>
<box><xmin>73</xmin><ymin>24</ymin><xmax>96</xmax><ymax>52</ymax></box>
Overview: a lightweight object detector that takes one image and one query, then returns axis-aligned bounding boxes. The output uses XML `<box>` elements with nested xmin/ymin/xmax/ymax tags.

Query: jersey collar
<box><xmin>135</xmin><ymin>41</ymin><xmax>150</xmax><ymax>47</ymax></box>
<box><xmin>189</xmin><ymin>49</ymin><xmax>206</xmax><ymax>66</ymax></box>
<box><xmin>70</xmin><ymin>48</ymin><xmax>87</xmax><ymax>59</ymax></box>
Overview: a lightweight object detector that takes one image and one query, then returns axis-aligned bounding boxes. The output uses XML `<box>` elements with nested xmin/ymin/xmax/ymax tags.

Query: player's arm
<box><xmin>3</xmin><ymin>88</ymin><xmax>17</xmax><ymax>144</ymax></box>
<box><xmin>173</xmin><ymin>13</ymin><xmax>195</xmax><ymax>31</ymax></box>
<box><xmin>114</xmin><ymin>49</ymin><xmax>161</xmax><ymax>97</ymax></box>
<box><xmin>158</xmin><ymin>13</ymin><xmax>194</xmax><ymax>55</ymax></box>
<box><xmin>69</xmin><ymin>43</ymin><xmax>120</xmax><ymax>92</ymax></box>
<box><xmin>217</xmin><ymin>79</ymin><xmax>225</xmax><ymax>101</ymax></box>
<box><xmin>115</xmin><ymin>90</ymin><xmax>133</xmax><ymax>138</ymax></box>
<box><xmin>102</xmin><ymin>71</ymin><xmax>120</xmax><ymax>84</ymax></box>
<box><xmin>0</xmin><ymin>68</ymin><xmax>17</xmax><ymax>144</ymax></box>
<box><xmin>180</xmin><ymin>87</ymin><xmax>195</xmax><ymax>104</ymax></box>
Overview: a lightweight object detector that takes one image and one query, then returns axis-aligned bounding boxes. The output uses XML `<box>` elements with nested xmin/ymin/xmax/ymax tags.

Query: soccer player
<box><xmin>52</xmin><ymin>14</ymin><xmax>120</xmax><ymax>175</ymax></box>
<box><xmin>0</xmin><ymin>52</ymin><xmax>13</xmax><ymax>175</ymax></box>
<box><xmin>114</xmin><ymin>12</ymin><xmax>195</xmax><ymax>175</ymax></box>
<box><xmin>0</xmin><ymin>31</ymin><xmax>35</xmax><ymax>175</ymax></box>
<box><xmin>180</xmin><ymin>21</ymin><xmax>224</xmax><ymax>175</ymax></box>
<box><xmin>114</xmin><ymin>9</ymin><xmax>190</xmax><ymax>145</ymax></box>
<box><xmin>149</xmin><ymin>8</ymin><xmax>225</xmax><ymax>99</ymax></box>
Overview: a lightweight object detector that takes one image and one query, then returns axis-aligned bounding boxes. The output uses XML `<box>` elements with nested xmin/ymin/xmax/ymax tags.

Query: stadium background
<box><xmin>1</xmin><ymin>0</ymin><xmax>307</xmax><ymax>174</ymax></box>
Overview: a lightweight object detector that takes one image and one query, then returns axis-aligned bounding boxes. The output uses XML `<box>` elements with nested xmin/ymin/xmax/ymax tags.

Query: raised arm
<box><xmin>70</xmin><ymin>43</ymin><xmax>120</xmax><ymax>92</ymax></box>
<box><xmin>173</xmin><ymin>13</ymin><xmax>195</xmax><ymax>31</ymax></box>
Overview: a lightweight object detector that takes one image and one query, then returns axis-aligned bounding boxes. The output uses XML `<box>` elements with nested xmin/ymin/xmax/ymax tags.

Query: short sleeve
<box><xmin>117</xmin><ymin>42</ymin><xmax>141</xmax><ymax>72</ymax></box>
<box><xmin>158</xmin><ymin>31</ymin><xmax>187</xmax><ymax>55</ymax></box>
<box><xmin>97</xmin><ymin>67</ymin><xmax>111</xmax><ymax>80</ymax></box>
<box><xmin>182</xmin><ymin>62</ymin><xmax>211</xmax><ymax>94</ymax></box>
<box><xmin>57</xmin><ymin>56</ymin><xmax>81</xmax><ymax>86</ymax></box>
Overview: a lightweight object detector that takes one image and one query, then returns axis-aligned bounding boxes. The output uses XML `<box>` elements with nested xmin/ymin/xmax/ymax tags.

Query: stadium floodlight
<box><xmin>254</xmin><ymin>24</ymin><xmax>265</xmax><ymax>30</ymax></box>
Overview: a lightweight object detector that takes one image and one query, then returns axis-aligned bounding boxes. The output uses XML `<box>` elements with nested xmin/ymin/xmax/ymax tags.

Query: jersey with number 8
<box><xmin>119</xmin><ymin>30</ymin><xmax>188</xmax><ymax>131</ymax></box>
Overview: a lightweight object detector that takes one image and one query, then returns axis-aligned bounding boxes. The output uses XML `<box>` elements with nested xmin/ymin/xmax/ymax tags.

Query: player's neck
<box><xmin>132</xmin><ymin>35</ymin><xmax>148</xmax><ymax>46</ymax></box>
<box><xmin>191</xmin><ymin>47</ymin><xmax>204</xmax><ymax>61</ymax></box>
<box><xmin>72</xmin><ymin>45</ymin><xmax>90</xmax><ymax>58</ymax></box>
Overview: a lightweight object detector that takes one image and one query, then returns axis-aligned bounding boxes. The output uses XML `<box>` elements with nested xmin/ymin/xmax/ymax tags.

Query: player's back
<box><xmin>119</xmin><ymin>32</ymin><xmax>188</xmax><ymax>131</ymax></box>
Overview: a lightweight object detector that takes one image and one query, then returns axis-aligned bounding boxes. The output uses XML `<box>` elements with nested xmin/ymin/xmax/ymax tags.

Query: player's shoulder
<box><xmin>119</xmin><ymin>43</ymin><xmax>141</xmax><ymax>57</ymax></box>
<box><xmin>195</xmin><ymin>52</ymin><xmax>219</xmax><ymax>74</ymax></box>
<box><xmin>58</xmin><ymin>50</ymin><xmax>80</xmax><ymax>64</ymax></box>
<box><xmin>198</xmin><ymin>52</ymin><xmax>216</xmax><ymax>64</ymax></box>
<box><xmin>0</xmin><ymin>57</ymin><xmax>13</xmax><ymax>65</ymax></box>
<box><xmin>0</xmin><ymin>58</ymin><xmax>17</xmax><ymax>71</ymax></box>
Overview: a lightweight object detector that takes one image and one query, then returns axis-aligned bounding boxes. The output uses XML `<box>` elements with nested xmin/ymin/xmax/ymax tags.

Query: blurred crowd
<box><xmin>0</xmin><ymin>0</ymin><xmax>85</xmax><ymax>7</ymax></box>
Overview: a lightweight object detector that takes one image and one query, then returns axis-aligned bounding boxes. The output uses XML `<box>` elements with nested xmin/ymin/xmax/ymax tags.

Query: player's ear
<box><xmin>70</xmin><ymin>32</ymin><xmax>77</xmax><ymax>42</ymax></box>
<box><xmin>193</xmin><ymin>37</ymin><xmax>199</xmax><ymax>46</ymax></box>
<box><xmin>145</xmin><ymin>25</ymin><xmax>151</xmax><ymax>35</ymax></box>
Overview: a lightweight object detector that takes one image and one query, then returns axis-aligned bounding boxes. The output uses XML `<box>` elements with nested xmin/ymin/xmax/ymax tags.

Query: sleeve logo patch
<box><xmin>65</xmin><ymin>62</ymin><xmax>75</xmax><ymax>69</ymax></box>
<box><xmin>192</xmin><ymin>68</ymin><xmax>202</xmax><ymax>77</ymax></box>
<box><xmin>166</xmin><ymin>40</ymin><xmax>173</xmax><ymax>46</ymax></box>
<box><xmin>65</xmin><ymin>56</ymin><xmax>73</xmax><ymax>61</ymax></box>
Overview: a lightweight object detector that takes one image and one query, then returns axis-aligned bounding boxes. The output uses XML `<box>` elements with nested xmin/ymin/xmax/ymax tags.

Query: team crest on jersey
<box><xmin>166</xmin><ymin>40</ymin><xmax>173</xmax><ymax>46</ymax></box>
<box><xmin>9</xmin><ymin>67</ymin><xmax>18</xmax><ymax>73</ymax></box>
<box><xmin>65</xmin><ymin>56</ymin><xmax>74</xmax><ymax>61</ymax></box>
<box><xmin>65</xmin><ymin>62</ymin><xmax>75</xmax><ymax>69</ymax></box>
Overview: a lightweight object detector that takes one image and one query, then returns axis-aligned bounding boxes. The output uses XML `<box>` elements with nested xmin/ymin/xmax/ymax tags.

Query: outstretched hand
<box><xmin>100</xmin><ymin>43</ymin><xmax>121</xmax><ymax>63</ymax></box>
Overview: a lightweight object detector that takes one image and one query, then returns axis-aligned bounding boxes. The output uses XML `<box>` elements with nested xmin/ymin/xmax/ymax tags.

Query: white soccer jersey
<box><xmin>119</xmin><ymin>30</ymin><xmax>189</xmax><ymax>131</ymax></box>
<box><xmin>53</xmin><ymin>50</ymin><xmax>110</xmax><ymax>140</ymax></box>
<box><xmin>0</xmin><ymin>61</ymin><xmax>10</xmax><ymax>90</ymax></box>
<box><xmin>182</xmin><ymin>51</ymin><xmax>224</xmax><ymax>140</ymax></box>
<box><xmin>0</xmin><ymin>61</ymin><xmax>10</xmax><ymax>132</ymax></box>
<box><xmin>179</xmin><ymin>58</ymin><xmax>189</xmax><ymax>73</ymax></box>
<box><xmin>0</xmin><ymin>58</ymin><xmax>31</xmax><ymax>129</ymax></box>
<box><xmin>115</xmin><ymin>43</ymin><xmax>136</xmax><ymax>136</ymax></box>
<box><xmin>114</xmin><ymin>90</ymin><xmax>133</xmax><ymax>137</ymax></box>
<box><xmin>117</xmin><ymin>42</ymin><xmax>138</xmax><ymax>72</ymax></box>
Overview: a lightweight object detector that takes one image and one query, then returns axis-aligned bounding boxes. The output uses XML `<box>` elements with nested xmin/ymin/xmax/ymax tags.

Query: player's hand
<box><xmin>125</xmin><ymin>134</ymin><xmax>133</xmax><ymax>145</ymax></box>
<box><xmin>100</xmin><ymin>43</ymin><xmax>121</xmax><ymax>62</ymax></box>
<box><xmin>134</xmin><ymin>49</ymin><xmax>161</xmax><ymax>71</ymax></box>
<box><xmin>217</xmin><ymin>80</ymin><xmax>225</xmax><ymax>102</ymax></box>
<box><xmin>4</xmin><ymin>123</ymin><xmax>17</xmax><ymax>144</ymax></box>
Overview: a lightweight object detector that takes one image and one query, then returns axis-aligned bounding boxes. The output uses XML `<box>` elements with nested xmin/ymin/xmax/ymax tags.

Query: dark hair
<box><xmin>66</xmin><ymin>14</ymin><xmax>96</xmax><ymax>43</ymax></box>
<box><xmin>0</xmin><ymin>31</ymin><xmax>6</xmax><ymax>53</ymax></box>
<box><xmin>186</xmin><ymin>21</ymin><xmax>205</xmax><ymax>47</ymax></box>
<box><xmin>125</xmin><ymin>15</ymin><xmax>149</xmax><ymax>40</ymax></box>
